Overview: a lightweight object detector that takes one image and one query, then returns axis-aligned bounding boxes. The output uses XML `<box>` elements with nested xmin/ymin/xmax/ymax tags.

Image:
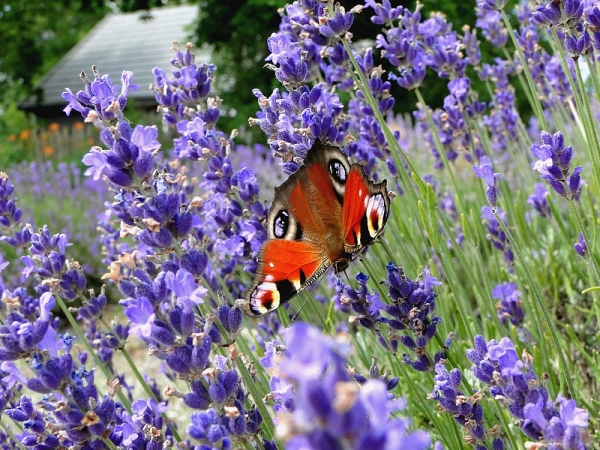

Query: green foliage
<box><xmin>192</xmin><ymin>0</ymin><xmax>287</xmax><ymax>136</ymax></box>
<box><xmin>0</xmin><ymin>0</ymin><xmax>108</xmax><ymax>99</ymax></box>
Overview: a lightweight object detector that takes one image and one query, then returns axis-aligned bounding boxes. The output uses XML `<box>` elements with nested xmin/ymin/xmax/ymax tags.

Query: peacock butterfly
<box><xmin>243</xmin><ymin>140</ymin><xmax>390</xmax><ymax>317</ymax></box>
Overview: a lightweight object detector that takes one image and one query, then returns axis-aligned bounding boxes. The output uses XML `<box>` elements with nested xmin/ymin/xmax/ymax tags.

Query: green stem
<box><xmin>500</xmin><ymin>10</ymin><xmax>549</xmax><ymax>131</ymax></box>
<box><xmin>547</xmin><ymin>28</ymin><xmax>600</xmax><ymax>194</ymax></box>
<box><xmin>103</xmin><ymin>437</ymin><xmax>119</xmax><ymax>450</ymax></box>
<box><xmin>54</xmin><ymin>295</ymin><xmax>132</xmax><ymax>413</ymax></box>
<box><xmin>492</xmin><ymin>210</ymin><xmax>575</xmax><ymax>399</ymax></box>
<box><xmin>119</xmin><ymin>346</ymin><xmax>182</xmax><ymax>443</ymax></box>
<box><xmin>584</xmin><ymin>55</ymin><xmax>600</xmax><ymax>104</ymax></box>
<box><xmin>0</xmin><ymin>420</ymin><xmax>26</xmax><ymax>450</ymax></box>
<box><xmin>339</xmin><ymin>38</ymin><xmax>422</xmax><ymax>210</ymax></box>
<box><xmin>569</xmin><ymin>201</ymin><xmax>600</xmax><ymax>284</ymax></box>
<box><xmin>236</xmin><ymin>357</ymin><xmax>280</xmax><ymax>447</ymax></box>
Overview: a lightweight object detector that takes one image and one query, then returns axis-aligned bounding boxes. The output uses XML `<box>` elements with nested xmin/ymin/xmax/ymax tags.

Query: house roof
<box><xmin>20</xmin><ymin>4</ymin><xmax>210</xmax><ymax>117</ymax></box>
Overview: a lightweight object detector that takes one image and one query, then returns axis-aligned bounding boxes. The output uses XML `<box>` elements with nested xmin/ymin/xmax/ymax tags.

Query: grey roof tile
<box><xmin>21</xmin><ymin>4</ymin><xmax>210</xmax><ymax>109</ymax></box>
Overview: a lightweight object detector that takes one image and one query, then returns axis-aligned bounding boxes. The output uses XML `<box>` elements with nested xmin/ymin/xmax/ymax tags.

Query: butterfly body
<box><xmin>244</xmin><ymin>140</ymin><xmax>390</xmax><ymax>317</ymax></box>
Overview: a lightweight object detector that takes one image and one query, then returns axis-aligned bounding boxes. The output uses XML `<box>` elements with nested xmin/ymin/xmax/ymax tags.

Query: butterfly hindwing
<box><xmin>244</xmin><ymin>239</ymin><xmax>331</xmax><ymax>317</ymax></box>
<box><xmin>342</xmin><ymin>164</ymin><xmax>390</xmax><ymax>252</ymax></box>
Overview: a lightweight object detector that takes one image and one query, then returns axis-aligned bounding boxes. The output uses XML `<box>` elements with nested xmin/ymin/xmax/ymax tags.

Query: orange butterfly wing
<box><xmin>245</xmin><ymin>239</ymin><xmax>330</xmax><ymax>316</ymax></box>
<box><xmin>243</xmin><ymin>141</ymin><xmax>390</xmax><ymax>317</ymax></box>
<box><xmin>342</xmin><ymin>166</ymin><xmax>389</xmax><ymax>251</ymax></box>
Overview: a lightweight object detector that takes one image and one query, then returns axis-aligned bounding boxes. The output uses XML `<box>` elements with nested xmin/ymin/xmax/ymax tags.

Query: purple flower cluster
<box><xmin>0</xmin><ymin>173</ymin><xmax>92</xmax><ymax>302</ymax></box>
<box><xmin>531</xmin><ymin>130</ymin><xmax>583</xmax><ymax>200</ymax></box>
<box><xmin>468</xmin><ymin>336</ymin><xmax>590</xmax><ymax>447</ymax></box>
<box><xmin>429</xmin><ymin>362</ymin><xmax>504</xmax><ymax>450</ymax></box>
<box><xmin>63</xmin><ymin>67</ymin><xmax>138</xmax><ymax>127</ymax></box>
<box><xmin>269</xmin><ymin>323</ymin><xmax>431</xmax><ymax>449</ymax></box>
<box><xmin>152</xmin><ymin>42</ymin><xmax>219</xmax><ymax>128</ymax></box>
<box><xmin>0</xmin><ymin>291</ymin><xmax>55</xmax><ymax>361</ymax></box>
<box><xmin>334</xmin><ymin>272</ymin><xmax>387</xmax><ymax>343</ymax></box>
<box><xmin>527</xmin><ymin>183</ymin><xmax>551</xmax><ymax>218</ymax></box>
<box><xmin>573</xmin><ymin>233</ymin><xmax>588</xmax><ymax>258</ymax></box>
<box><xmin>5</xmin><ymin>161</ymin><xmax>110</xmax><ymax>277</ymax></box>
<box><xmin>0</xmin><ymin>173</ymin><xmax>23</xmax><ymax>233</ymax></box>
<box><xmin>0</xmin><ymin>175</ymin><xmax>184</xmax><ymax>449</ymax></box>
<box><xmin>0</xmin><ymin>42</ymin><xmax>288</xmax><ymax>450</ymax></box>
<box><xmin>491</xmin><ymin>282</ymin><xmax>524</xmax><ymax>327</ymax></box>
<box><xmin>331</xmin><ymin>263</ymin><xmax>447</xmax><ymax>372</ymax></box>
<box><xmin>532</xmin><ymin>0</ymin><xmax>599</xmax><ymax>60</ymax></box>
<box><xmin>476</xmin><ymin>7</ymin><xmax>507</xmax><ymax>48</ymax></box>
<box><xmin>251</xmin><ymin>84</ymin><xmax>346</xmax><ymax>173</ymax></box>
<box><xmin>383</xmin><ymin>263</ymin><xmax>446</xmax><ymax>371</ymax></box>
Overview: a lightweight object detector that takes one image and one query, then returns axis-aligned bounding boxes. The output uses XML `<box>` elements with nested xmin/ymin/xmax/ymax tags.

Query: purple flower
<box><xmin>319</xmin><ymin>10</ymin><xmax>354</xmax><ymax>39</ymax></box>
<box><xmin>266</xmin><ymin>32</ymin><xmax>295</xmax><ymax>65</ymax></box>
<box><xmin>391</xmin><ymin>55</ymin><xmax>427</xmax><ymax>90</ymax></box>
<box><xmin>477</xmin><ymin>0</ymin><xmax>509</xmax><ymax>12</ymax></box>
<box><xmin>61</xmin><ymin>69</ymin><xmax>138</xmax><ymax>127</ymax></box>
<box><xmin>62</xmin><ymin>88</ymin><xmax>91</xmax><ymax>118</ymax></box>
<box><xmin>492</xmin><ymin>282</ymin><xmax>524</xmax><ymax>327</ymax></box>
<box><xmin>468</xmin><ymin>336</ymin><xmax>590</xmax><ymax>446</ymax></box>
<box><xmin>131</xmin><ymin>125</ymin><xmax>161</xmax><ymax>154</ymax></box>
<box><xmin>123</xmin><ymin>296</ymin><xmax>155</xmax><ymax>338</ymax></box>
<box><xmin>334</xmin><ymin>272</ymin><xmax>385</xmax><ymax>333</ymax></box>
<box><xmin>527</xmin><ymin>183</ymin><xmax>551</xmax><ymax>218</ymax></box>
<box><xmin>473</xmin><ymin>156</ymin><xmax>502</xmax><ymax>207</ymax></box>
<box><xmin>447</xmin><ymin>77</ymin><xmax>471</xmax><ymax>104</ymax></box>
<box><xmin>384</xmin><ymin>264</ymin><xmax>444</xmax><ymax>371</ymax></box>
<box><xmin>481</xmin><ymin>206</ymin><xmax>513</xmax><ymax>269</ymax></box>
<box><xmin>476</xmin><ymin>9</ymin><xmax>508</xmax><ymax>47</ymax></box>
<box><xmin>82</xmin><ymin>149</ymin><xmax>109</xmax><ymax>180</ymax></box>
<box><xmin>165</xmin><ymin>268</ymin><xmax>207</xmax><ymax>306</ymax></box>
<box><xmin>274</xmin><ymin>323</ymin><xmax>431</xmax><ymax>449</ymax></box>
<box><xmin>430</xmin><ymin>362</ymin><xmax>503</xmax><ymax>449</ymax></box>
<box><xmin>532</xmin><ymin>131</ymin><xmax>583</xmax><ymax>199</ymax></box>
<box><xmin>574</xmin><ymin>233</ymin><xmax>588</xmax><ymax>258</ymax></box>
<box><xmin>365</xmin><ymin>0</ymin><xmax>403</xmax><ymax>26</ymax></box>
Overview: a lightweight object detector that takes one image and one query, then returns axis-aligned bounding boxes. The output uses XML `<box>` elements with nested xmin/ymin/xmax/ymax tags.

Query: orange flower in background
<box><xmin>8</xmin><ymin>135</ymin><xmax>16</xmax><ymax>142</ymax></box>
<box><xmin>73</xmin><ymin>122</ymin><xmax>84</xmax><ymax>130</ymax></box>
<box><xmin>43</xmin><ymin>145</ymin><xmax>54</xmax><ymax>156</ymax></box>
<box><xmin>87</xmin><ymin>137</ymin><xmax>95</xmax><ymax>146</ymax></box>
<box><xmin>19</xmin><ymin>129</ymin><xmax>31</xmax><ymax>140</ymax></box>
<box><xmin>48</xmin><ymin>123</ymin><xmax>60</xmax><ymax>133</ymax></box>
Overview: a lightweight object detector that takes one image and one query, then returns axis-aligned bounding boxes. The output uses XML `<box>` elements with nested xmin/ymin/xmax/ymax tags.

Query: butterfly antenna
<box><xmin>291</xmin><ymin>268</ymin><xmax>330</xmax><ymax>322</ymax></box>
<box><xmin>291</xmin><ymin>293</ymin><xmax>312</xmax><ymax>322</ymax></box>
<box><xmin>343</xmin><ymin>269</ymin><xmax>353</xmax><ymax>286</ymax></box>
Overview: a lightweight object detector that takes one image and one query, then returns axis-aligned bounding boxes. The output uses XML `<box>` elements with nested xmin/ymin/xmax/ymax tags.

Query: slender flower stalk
<box><xmin>491</xmin><ymin>210</ymin><xmax>574</xmax><ymax>399</ymax></box>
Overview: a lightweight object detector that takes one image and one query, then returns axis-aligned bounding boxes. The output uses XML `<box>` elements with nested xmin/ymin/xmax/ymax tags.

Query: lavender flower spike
<box><xmin>531</xmin><ymin>130</ymin><xmax>583</xmax><ymax>200</ymax></box>
<box><xmin>274</xmin><ymin>323</ymin><xmax>431</xmax><ymax>449</ymax></box>
<box><xmin>574</xmin><ymin>233</ymin><xmax>588</xmax><ymax>258</ymax></box>
<box><xmin>468</xmin><ymin>336</ymin><xmax>590</xmax><ymax>447</ymax></box>
<box><xmin>473</xmin><ymin>156</ymin><xmax>502</xmax><ymax>208</ymax></box>
<box><xmin>477</xmin><ymin>0</ymin><xmax>509</xmax><ymax>12</ymax></box>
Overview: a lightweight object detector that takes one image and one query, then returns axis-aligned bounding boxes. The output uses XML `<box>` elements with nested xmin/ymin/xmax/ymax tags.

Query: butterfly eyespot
<box><xmin>328</xmin><ymin>159</ymin><xmax>348</xmax><ymax>184</ymax></box>
<box><xmin>273</xmin><ymin>210</ymin><xmax>290</xmax><ymax>238</ymax></box>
